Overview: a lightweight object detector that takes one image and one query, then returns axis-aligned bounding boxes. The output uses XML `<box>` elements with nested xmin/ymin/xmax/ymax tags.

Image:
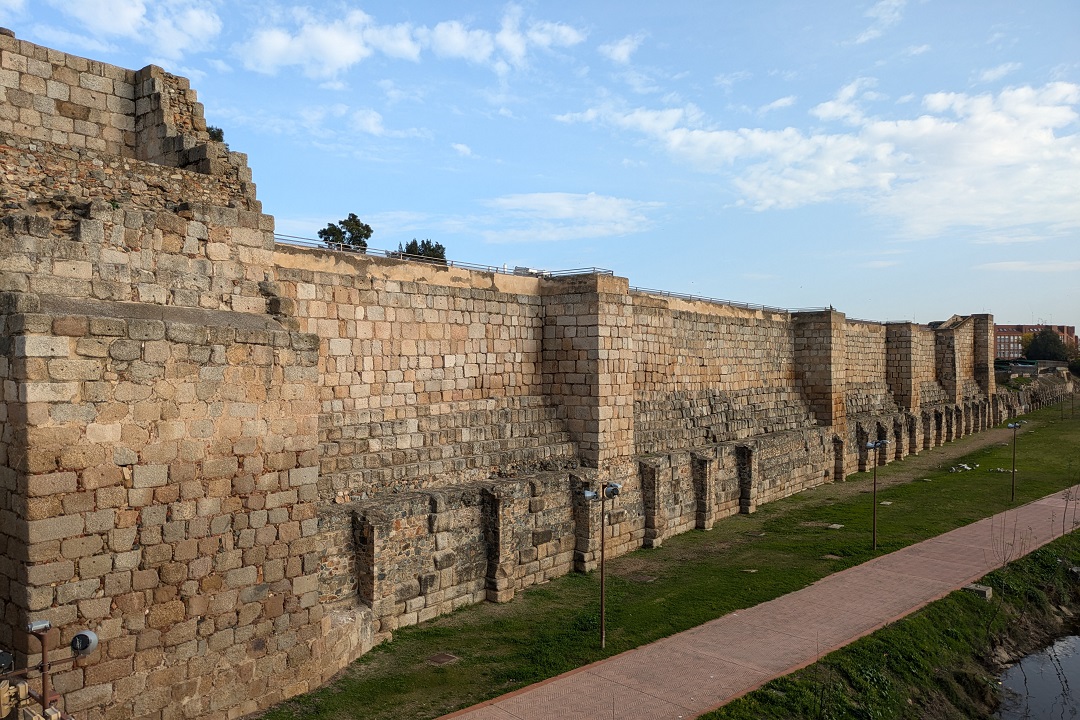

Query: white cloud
<box><xmin>207</xmin><ymin>58</ymin><xmax>232</xmax><ymax>73</ymax></box>
<box><xmin>242</xmin><ymin>5</ymin><xmax>583</xmax><ymax>78</ymax></box>
<box><xmin>854</xmin><ymin>0</ymin><xmax>906</xmax><ymax>44</ymax></box>
<box><xmin>44</xmin><ymin>0</ymin><xmax>220</xmax><ymax>60</ymax></box>
<box><xmin>976</xmin><ymin>62</ymin><xmax>1022</xmax><ymax>83</ymax></box>
<box><xmin>811</xmin><ymin>78</ymin><xmax>877</xmax><ymax>124</ymax></box>
<box><xmin>862</xmin><ymin>260</ymin><xmax>900</xmax><ymax>268</ymax></box>
<box><xmin>451</xmin><ymin>143</ymin><xmax>472</xmax><ymax>157</ymax></box>
<box><xmin>425</xmin><ymin>21</ymin><xmax>494</xmax><ymax>64</ymax></box>
<box><xmin>904</xmin><ymin>44</ymin><xmax>930</xmax><ymax>56</ymax></box>
<box><xmin>238</xmin><ymin>11</ymin><xmax>380</xmax><ymax>77</ymax></box>
<box><xmin>27</xmin><ymin>24</ymin><xmax>115</xmax><ymax>54</ymax></box>
<box><xmin>481</xmin><ymin>192</ymin><xmax>660</xmax><ymax>243</ymax></box>
<box><xmin>715</xmin><ymin>71</ymin><xmax>751</xmax><ymax>89</ymax></box>
<box><xmin>969</xmin><ymin>232</ymin><xmax>1044</xmax><ymax>245</ymax></box>
<box><xmin>977</xmin><ymin>261</ymin><xmax>1080</xmax><ymax>272</ymax></box>
<box><xmin>527</xmin><ymin>20</ymin><xmax>585</xmax><ymax>49</ymax></box>
<box><xmin>379</xmin><ymin>79</ymin><xmax>424</xmax><ymax>105</ymax></box>
<box><xmin>599</xmin><ymin>34</ymin><xmax>645</xmax><ymax>65</ymax></box>
<box><xmin>560</xmin><ymin>82</ymin><xmax>1080</xmax><ymax>240</ymax></box>
<box><xmin>759</xmin><ymin>95</ymin><xmax>796</xmax><ymax>114</ymax></box>
<box><xmin>352</xmin><ymin>109</ymin><xmax>387</xmax><ymax>136</ymax></box>
<box><xmin>0</xmin><ymin>0</ymin><xmax>25</xmax><ymax>22</ymax></box>
<box><xmin>620</xmin><ymin>69</ymin><xmax>662</xmax><ymax>95</ymax></box>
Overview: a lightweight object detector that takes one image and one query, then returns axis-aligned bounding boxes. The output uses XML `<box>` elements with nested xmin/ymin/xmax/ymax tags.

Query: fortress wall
<box><xmin>631</xmin><ymin>294</ymin><xmax>817</xmax><ymax>455</ymax></box>
<box><xmin>0</xmin><ymin>34</ymin><xmax>254</xmax><ymax>195</ymax></box>
<box><xmin>843</xmin><ymin>321</ymin><xmax>896</xmax><ymax>416</ymax></box>
<box><xmin>272</xmin><ymin>245</ymin><xmax>577</xmax><ymax>501</ymax></box>
<box><xmin>0</xmin><ymin>134</ymin><xmax>269</xmax><ymax>319</ymax></box>
<box><xmin>913</xmin><ymin>324</ymin><xmax>948</xmax><ymax>406</ymax></box>
<box><xmin>0</xmin><ymin>34</ymin><xmax>1037</xmax><ymax>720</ymax></box>
<box><xmin>348</xmin><ymin>471</ymin><xmax>577</xmax><ymax>638</ymax></box>
<box><xmin>954</xmin><ymin>320</ymin><xmax>984</xmax><ymax>401</ymax></box>
<box><xmin>0</xmin><ymin>292</ymin><xmax>373</xmax><ymax>718</ymax></box>
<box><xmin>0</xmin><ymin>295</ymin><xmax>19</xmax><ymax>655</ymax></box>
<box><xmin>542</xmin><ymin>275</ymin><xmax>637</xmax><ymax>467</ymax></box>
<box><xmin>0</xmin><ymin>34</ymin><xmax>138</xmax><ymax>157</ymax></box>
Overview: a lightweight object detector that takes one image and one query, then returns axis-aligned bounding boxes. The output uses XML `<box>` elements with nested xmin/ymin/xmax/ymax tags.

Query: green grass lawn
<box><xmin>262</xmin><ymin>400</ymin><xmax>1080</xmax><ymax>720</ymax></box>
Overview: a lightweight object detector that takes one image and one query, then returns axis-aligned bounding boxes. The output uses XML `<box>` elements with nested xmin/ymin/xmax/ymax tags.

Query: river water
<box><xmin>997</xmin><ymin>634</ymin><xmax>1080</xmax><ymax>719</ymax></box>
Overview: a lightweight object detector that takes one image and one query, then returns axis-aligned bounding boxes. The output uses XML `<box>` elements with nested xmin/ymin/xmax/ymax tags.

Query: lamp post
<box><xmin>583</xmin><ymin>481</ymin><xmax>621</xmax><ymax>649</ymax></box>
<box><xmin>1008</xmin><ymin>422</ymin><xmax>1022</xmax><ymax>502</ymax></box>
<box><xmin>866</xmin><ymin>440</ymin><xmax>888</xmax><ymax>551</ymax></box>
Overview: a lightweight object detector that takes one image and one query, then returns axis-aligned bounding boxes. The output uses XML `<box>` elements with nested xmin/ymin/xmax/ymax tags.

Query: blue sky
<box><xmin>3</xmin><ymin>1</ymin><xmax>1078</xmax><ymax>324</ymax></box>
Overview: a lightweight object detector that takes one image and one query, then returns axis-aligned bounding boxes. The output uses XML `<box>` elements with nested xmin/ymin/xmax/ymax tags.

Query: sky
<box><xmin>2</xmin><ymin>1</ymin><xmax>1078</xmax><ymax>325</ymax></box>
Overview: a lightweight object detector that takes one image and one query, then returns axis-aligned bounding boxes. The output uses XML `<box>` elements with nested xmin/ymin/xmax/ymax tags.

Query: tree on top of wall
<box><xmin>1024</xmin><ymin>328</ymin><xmax>1069</xmax><ymax>361</ymax></box>
<box><xmin>397</xmin><ymin>239</ymin><xmax>447</xmax><ymax>264</ymax></box>
<box><xmin>318</xmin><ymin>213</ymin><xmax>372</xmax><ymax>252</ymax></box>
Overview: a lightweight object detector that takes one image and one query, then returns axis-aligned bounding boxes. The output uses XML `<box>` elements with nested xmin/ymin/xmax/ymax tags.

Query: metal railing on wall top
<box><xmin>273</xmin><ymin>233</ymin><xmax>613</xmax><ymax>279</ymax></box>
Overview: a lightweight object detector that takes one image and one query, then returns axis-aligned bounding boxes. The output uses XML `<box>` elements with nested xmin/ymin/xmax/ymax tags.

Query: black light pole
<box><xmin>583</xmin><ymin>482</ymin><xmax>621</xmax><ymax>650</ymax></box>
<box><xmin>1008</xmin><ymin>422</ymin><xmax>1022</xmax><ymax>502</ymax></box>
<box><xmin>867</xmin><ymin>440</ymin><xmax>888</xmax><ymax>551</ymax></box>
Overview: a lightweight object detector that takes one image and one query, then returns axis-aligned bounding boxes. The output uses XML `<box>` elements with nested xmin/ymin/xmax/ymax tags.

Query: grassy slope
<box><xmin>261</xmin><ymin>401</ymin><xmax>1080</xmax><ymax>720</ymax></box>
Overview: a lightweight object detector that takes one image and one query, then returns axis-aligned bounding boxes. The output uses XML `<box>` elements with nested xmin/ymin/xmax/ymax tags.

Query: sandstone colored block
<box><xmin>133</xmin><ymin>465</ymin><xmax>168</xmax><ymax>488</ymax></box>
<box><xmin>26</xmin><ymin>514</ymin><xmax>85</xmax><ymax>543</ymax></box>
<box><xmin>15</xmin><ymin>335</ymin><xmax>68</xmax><ymax>357</ymax></box>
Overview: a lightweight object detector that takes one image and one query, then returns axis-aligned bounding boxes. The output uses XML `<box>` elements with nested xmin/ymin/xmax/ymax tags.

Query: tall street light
<box><xmin>1008</xmin><ymin>422</ymin><xmax>1022</xmax><ymax>502</ymax></box>
<box><xmin>583</xmin><ymin>481</ymin><xmax>621</xmax><ymax>649</ymax></box>
<box><xmin>866</xmin><ymin>440</ymin><xmax>888</xmax><ymax>551</ymax></box>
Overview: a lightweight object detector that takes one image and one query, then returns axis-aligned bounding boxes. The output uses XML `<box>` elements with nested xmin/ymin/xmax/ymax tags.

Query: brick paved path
<box><xmin>444</xmin><ymin>485</ymin><xmax>1080</xmax><ymax>720</ymax></box>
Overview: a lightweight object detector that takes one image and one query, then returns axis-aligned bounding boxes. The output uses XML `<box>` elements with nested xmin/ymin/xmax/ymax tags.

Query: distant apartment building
<box><xmin>994</xmin><ymin>323</ymin><xmax>1078</xmax><ymax>359</ymax></box>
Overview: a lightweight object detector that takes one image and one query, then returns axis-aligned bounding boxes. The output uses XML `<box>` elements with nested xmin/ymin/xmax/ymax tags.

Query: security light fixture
<box><xmin>1</xmin><ymin>621</ymin><xmax>99</xmax><ymax>718</ymax></box>
<box><xmin>70</xmin><ymin>631</ymin><xmax>98</xmax><ymax>658</ymax></box>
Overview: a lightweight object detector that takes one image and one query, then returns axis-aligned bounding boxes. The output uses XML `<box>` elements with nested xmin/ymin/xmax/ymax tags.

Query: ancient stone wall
<box><xmin>843</xmin><ymin>321</ymin><xmax>896</xmax><ymax>416</ymax></box>
<box><xmin>0</xmin><ymin>33</ymin><xmax>1045</xmax><ymax>720</ymax></box>
<box><xmin>0</xmin><ymin>292</ymin><xmax>372</xmax><ymax>718</ymax></box>
<box><xmin>632</xmin><ymin>295</ymin><xmax>817</xmax><ymax>455</ymax></box>
<box><xmin>271</xmin><ymin>246</ymin><xmax>577</xmax><ymax>501</ymax></box>
<box><xmin>0</xmin><ymin>32</ymin><xmax>255</xmax><ymax>204</ymax></box>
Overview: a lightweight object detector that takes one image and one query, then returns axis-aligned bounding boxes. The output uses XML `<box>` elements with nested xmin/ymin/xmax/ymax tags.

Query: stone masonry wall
<box><xmin>0</xmin><ymin>31</ymin><xmax>255</xmax><ymax>201</ymax></box>
<box><xmin>0</xmin><ymin>292</ymin><xmax>373</xmax><ymax>719</ymax></box>
<box><xmin>271</xmin><ymin>245</ymin><xmax>578</xmax><ymax>501</ymax></box>
<box><xmin>632</xmin><ymin>294</ymin><xmax>817</xmax><ymax>455</ymax></box>
<box><xmin>345</xmin><ymin>471</ymin><xmax>576</xmax><ymax>639</ymax></box>
<box><xmin>844</xmin><ymin>321</ymin><xmax>897</xmax><ymax>416</ymax></box>
<box><xmin>0</xmin><ymin>31</ymin><xmax>1029</xmax><ymax>720</ymax></box>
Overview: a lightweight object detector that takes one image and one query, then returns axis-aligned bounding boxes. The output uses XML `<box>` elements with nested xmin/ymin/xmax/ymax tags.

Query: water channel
<box><xmin>997</xmin><ymin>634</ymin><xmax>1080</xmax><ymax>719</ymax></box>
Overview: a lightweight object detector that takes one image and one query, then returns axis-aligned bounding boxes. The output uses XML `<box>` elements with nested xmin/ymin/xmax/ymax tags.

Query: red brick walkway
<box><xmin>443</xmin><ymin>486</ymin><xmax>1080</xmax><ymax>720</ymax></box>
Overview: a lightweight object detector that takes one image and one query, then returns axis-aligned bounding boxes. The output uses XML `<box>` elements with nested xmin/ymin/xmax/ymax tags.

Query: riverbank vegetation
<box><xmin>703</xmin><ymin>529</ymin><xmax>1080</xmax><ymax>720</ymax></box>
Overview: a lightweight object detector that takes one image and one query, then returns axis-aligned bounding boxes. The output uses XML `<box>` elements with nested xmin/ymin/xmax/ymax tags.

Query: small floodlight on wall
<box><xmin>604</xmin><ymin>483</ymin><xmax>622</xmax><ymax>499</ymax></box>
<box><xmin>0</xmin><ymin>649</ymin><xmax>12</xmax><ymax>672</ymax></box>
<box><xmin>582</xmin><ymin>490</ymin><xmax>598</xmax><ymax>501</ymax></box>
<box><xmin>26</xmin><ymin>620</ymin><xmax>51</xmax><ymax>634</ymax></box>
<box><xmin>70</xmin><ymin>631</ymin><xmax>98</xmax><ymax>657</ymax></box>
